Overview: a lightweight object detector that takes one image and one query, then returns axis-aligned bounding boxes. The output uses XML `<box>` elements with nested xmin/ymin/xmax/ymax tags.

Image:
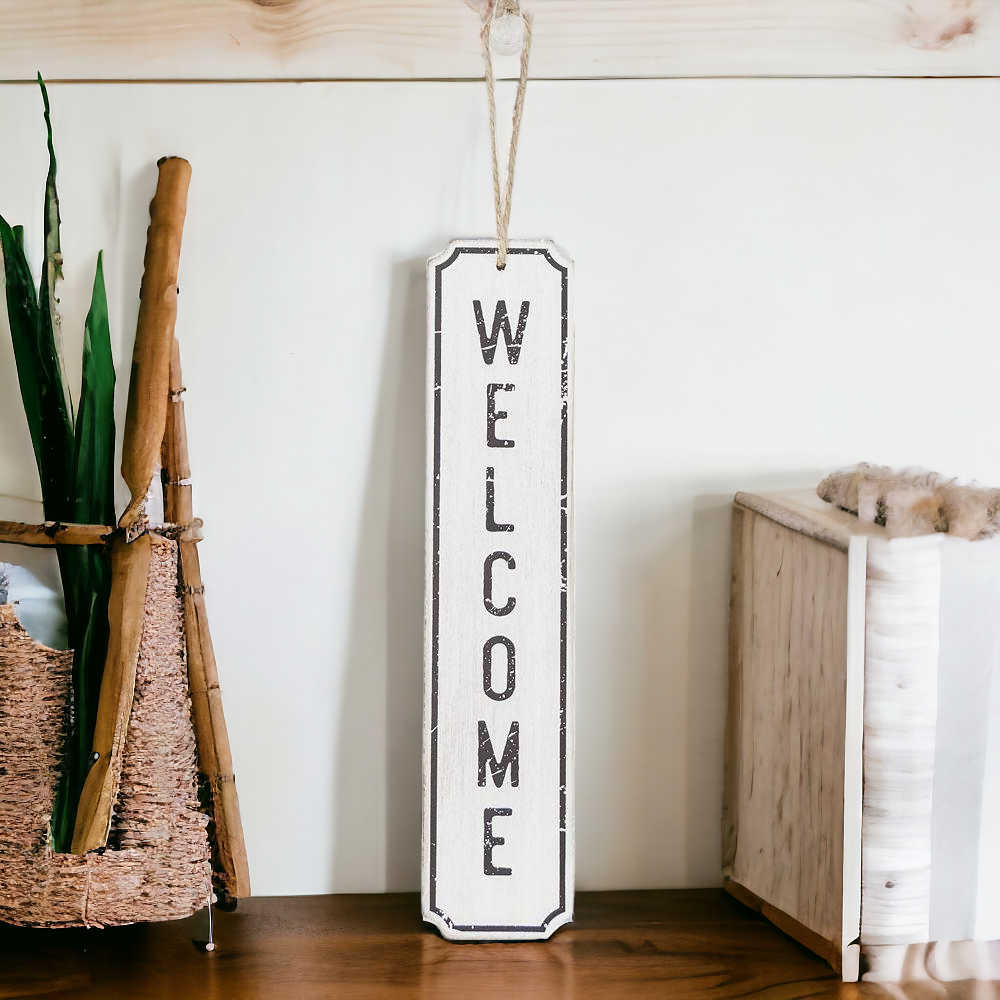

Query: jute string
<box><xmin>482</xmin><ymin>1</ymin><xmax>532</xmax><ymax>270</ymax></box>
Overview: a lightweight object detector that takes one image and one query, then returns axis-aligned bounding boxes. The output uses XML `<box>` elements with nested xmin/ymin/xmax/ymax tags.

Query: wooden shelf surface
<box><xmin>0</xmin><ymin>888</ymin><xmax>962</xmax><ymax>997</ymax></box>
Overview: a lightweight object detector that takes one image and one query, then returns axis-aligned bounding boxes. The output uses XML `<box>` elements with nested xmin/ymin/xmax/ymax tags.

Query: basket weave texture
<box><xmin>0</xmin><ymin>535</ymin><xmax>211</xmax><ymax>927</ymax></box>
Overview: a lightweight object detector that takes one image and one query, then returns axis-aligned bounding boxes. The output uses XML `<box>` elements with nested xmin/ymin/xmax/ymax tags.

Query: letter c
<box><xmin>484</xmin><ymin>551</ymin><xmax>515</xmax><ymax>616</ymax></box>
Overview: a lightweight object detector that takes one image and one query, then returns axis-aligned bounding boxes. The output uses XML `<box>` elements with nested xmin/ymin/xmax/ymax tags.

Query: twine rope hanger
<box><xmin>482</xmin><ymin>0</ymin><xmax>533</xmax><ymax>270</ymax></box>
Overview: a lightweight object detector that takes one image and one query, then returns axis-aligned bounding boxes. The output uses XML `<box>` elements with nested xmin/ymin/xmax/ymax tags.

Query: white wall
<box><xmin>0</xmin><ymin>78</ymin><xmax>998</xmax><ymax>895</ymax></box>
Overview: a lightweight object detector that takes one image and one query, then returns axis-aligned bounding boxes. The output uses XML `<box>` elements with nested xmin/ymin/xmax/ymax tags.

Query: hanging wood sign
<box><xmin>423</xmin><ymin>240</ymin><xmax>574</xmax><ymax>941</ymax></box>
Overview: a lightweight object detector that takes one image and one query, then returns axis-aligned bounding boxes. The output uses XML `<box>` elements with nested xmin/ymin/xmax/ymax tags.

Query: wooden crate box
<box><xmin>724</xmin><ymin>490</ymin><xmax>1000</xmax><ymax>983</ymax></box>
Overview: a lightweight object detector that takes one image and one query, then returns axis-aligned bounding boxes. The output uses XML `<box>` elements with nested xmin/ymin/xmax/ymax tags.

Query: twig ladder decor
<box><xmin>0</xmin><ymin>157</ymin><xmax>249</xmax><ymax>925</ymax></box>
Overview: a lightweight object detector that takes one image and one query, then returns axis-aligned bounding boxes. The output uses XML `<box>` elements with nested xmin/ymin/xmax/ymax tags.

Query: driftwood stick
<box><xmin>0</xmin><ymin>520</ymin><xmax>115</xmax><ymax>547</ymax></box>
<box><xmin>162</xmin><ymin>337</ymin><xmax>251</xmax><ymax>898</ymax></box>
<box><xmin>71</xmin><ymin>532</ymin><xmax>151</xmax><ymax>854</ymax></box>
<box><xmin>119</xmin><ymin>157</ymin><xmax>191</xmax><ymax>530</ymax></box>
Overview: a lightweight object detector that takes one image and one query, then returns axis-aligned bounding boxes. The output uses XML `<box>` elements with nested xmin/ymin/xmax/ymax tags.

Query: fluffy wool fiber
<box><xmin>817</xmin><ymin>464</ymin><xmax>1000</xmax><ymax>540</ymax></box>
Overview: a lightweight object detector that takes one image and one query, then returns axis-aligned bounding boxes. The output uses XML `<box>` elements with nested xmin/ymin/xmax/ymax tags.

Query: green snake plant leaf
<box><xmin>47</xmin><ymin>252</ymin><xmax>117</xmax><ymax>851</ymax></box>
<box><xmin>0</xmin><ymin>216</ymin><xmax>43</xmax><ymax>463</ymax></box>
<box><xmin>37</xmin><ymin>73</ymin><xmax>74</xmax><ymax>428</ymax></box>
<box><xmin>0</xmin><ymin>212</ymin><xmax>74</xmax><ymax>521</ymax></box>
<box><xmin>74</xmin><ymin>252</ymin><xmax>115</xmax><ymax>528</ymax></box>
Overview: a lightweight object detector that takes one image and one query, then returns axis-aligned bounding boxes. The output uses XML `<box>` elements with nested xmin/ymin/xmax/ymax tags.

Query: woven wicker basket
<box><xmin>0</xmin><ymin>156</ymin><xmax>247</xmax><ymax>927</ymax></box>
<box><xmin>0</xmin><ymin>535</ymin><xmax>211</xmax><ymax>927</ymax></box>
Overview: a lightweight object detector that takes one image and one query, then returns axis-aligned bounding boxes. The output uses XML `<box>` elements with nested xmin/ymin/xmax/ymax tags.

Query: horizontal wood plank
<box><xmin>0</xmin><ymin>0</ymin><xmax>998</xmax><ymax>82</ymax></box>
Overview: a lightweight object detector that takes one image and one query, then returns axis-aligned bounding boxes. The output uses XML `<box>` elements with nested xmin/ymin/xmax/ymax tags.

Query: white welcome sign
<box><xmin>423</xmin><ymin>240</ymin><xmax>574</xmax><ymax>941</ymax></box>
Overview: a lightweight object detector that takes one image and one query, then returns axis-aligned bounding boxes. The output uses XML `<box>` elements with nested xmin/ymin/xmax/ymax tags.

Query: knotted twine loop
<box><xmin>482</xmin><ymin>0</ymin><xmax>532</xmax><ymax>270</ymax></box>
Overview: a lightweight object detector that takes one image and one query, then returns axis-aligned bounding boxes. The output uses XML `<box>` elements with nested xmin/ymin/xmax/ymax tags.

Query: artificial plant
<box><xmin>0</xmin><ymin>75</ymin><xmax>116</xmax><ymax>852</ymax></box>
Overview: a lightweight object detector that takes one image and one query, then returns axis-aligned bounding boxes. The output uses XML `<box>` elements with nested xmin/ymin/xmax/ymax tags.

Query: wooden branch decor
<box><xmin>120</xmin><ymin>157</ymin><xmax>190</xmax><ymax>531</ymax></box>
<box><xmin>67</xmin><ymin>155</ymin><xmax>249</xmax><ymax>897</ymax></box>
<box><xmin>0</xmin><ymin>520</ymin><xmax>114</xmax><ymax>547</ymax></box>
<box><xmin>162</xmin><ymin>336</ymin><xmax>251</xmax><ymax>900</ymax></box>
<box><xmin>68</xmin><ymin>156</ymin><xmax>191</xmax><ymax>852</ymax></box>
<box><xmin>71</xmin><ymin>532</ymin><xmax>152</xmax><ymax>854</ymax></box>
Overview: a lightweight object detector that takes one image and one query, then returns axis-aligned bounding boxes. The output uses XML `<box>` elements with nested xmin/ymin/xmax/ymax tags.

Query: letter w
<box><xmin>478</xmin><ymin>720</ymin><xmax>519</xmax><ymax>787</ymax></box>
<box><xmin>473</xmin><ymin>300</ymin><xmax>529</xmax><ymax>365</ymax></box>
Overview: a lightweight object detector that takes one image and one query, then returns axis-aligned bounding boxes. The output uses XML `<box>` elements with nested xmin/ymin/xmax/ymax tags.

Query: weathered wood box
<box><xmin>724</xmin><ymin>490</ymin><xmax>1000</xmax><ymax>983</ymax></box>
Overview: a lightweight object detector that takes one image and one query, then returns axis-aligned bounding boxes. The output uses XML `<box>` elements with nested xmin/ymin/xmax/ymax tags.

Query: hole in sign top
<box><xmin>422</xmin><ymin>240</ymin><xmax>574</xmax><ymax>940</ymax></box>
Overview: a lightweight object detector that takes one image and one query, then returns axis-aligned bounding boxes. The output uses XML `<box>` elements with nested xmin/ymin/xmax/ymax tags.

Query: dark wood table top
<box><xmin>0</xmin><ymin>888</ymin><xmax>984</xmax><ymax>999</ymax></box>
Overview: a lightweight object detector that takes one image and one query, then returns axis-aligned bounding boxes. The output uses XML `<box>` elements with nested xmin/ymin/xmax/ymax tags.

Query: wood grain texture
<box><xmin>0</xmin><ymin>889</ymin><xmax>918</xmax><ymax>1000</ymax></box>
<box><xmin>120</xmin><ymin>158</ymin><xmax>191</xmax><ymax>530</ymax></box>
<box><xmin>0</xmin><ymin>1</ymin><xmax>998</xmax><ymax>81</ymax></box>
<box><xmin>161</xmin><ymin>337</ymin><xmax>250</xmax><ymax>900</ymax></box>
<box><xmin>727</xmin><ymin>510</ymin><xmax>849</xmax><ymax>961</ymax></box>
<box><xmin>71</xmin><ymin>533</ymin><xmax>152</xmax><ymax>854</ymax></box>
<box><xmin>0</xmin><ymin>519</ymin><xmax>114</xmax><ymax>547</ymax></box>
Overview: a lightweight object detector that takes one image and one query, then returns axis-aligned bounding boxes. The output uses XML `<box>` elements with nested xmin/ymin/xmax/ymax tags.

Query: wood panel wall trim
<box><xmin>1</xmin><ymin>1</ymin><xmax>999</xmax><ymax>83</ymax></box>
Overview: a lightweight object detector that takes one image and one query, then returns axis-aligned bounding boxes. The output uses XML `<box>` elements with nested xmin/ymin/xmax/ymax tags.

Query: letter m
<box><xmin>478</xmin><ymin>720</ymin><xmax>519</xmax><ymax>787</ymax></box>
<box><xmin>473</xmin><ymin>300</ymin><xmax>529</xmax><ymax>365</ymax></box>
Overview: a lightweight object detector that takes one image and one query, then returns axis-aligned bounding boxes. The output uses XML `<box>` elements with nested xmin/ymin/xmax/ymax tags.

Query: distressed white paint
<box><xmin>422</xmin><ymin>240</ymin><xmax>573</xmax><ymax>939</ymax></box>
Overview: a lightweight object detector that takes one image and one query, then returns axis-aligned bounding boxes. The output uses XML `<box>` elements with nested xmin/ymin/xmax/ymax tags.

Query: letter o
<box><xmin>483</xmin><ymin>636</ymin><xmax>516</xmax><ymax>701</ymax></box>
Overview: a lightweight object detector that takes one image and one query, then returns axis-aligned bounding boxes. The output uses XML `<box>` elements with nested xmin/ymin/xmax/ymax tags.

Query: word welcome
<box><xmin>476</xmin><ymin>297</ymin><xmax>528</xmax><ymax>878</ymax></box>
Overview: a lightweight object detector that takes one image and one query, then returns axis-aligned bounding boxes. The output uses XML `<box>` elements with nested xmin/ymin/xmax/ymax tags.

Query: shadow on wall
<box><xmin>332</xmin><ymin>257</ymin><xmax>427</xmax><ymax>893</ymax></box>
<box><xmin>683</xmin><ymin>474</ymin><xmax>831</xmax><ymax>886</ymax></box>
<box><xmin>575</xmin><ymin>471</ymin><xmax>829</xmax><ymax>891</ymax></box>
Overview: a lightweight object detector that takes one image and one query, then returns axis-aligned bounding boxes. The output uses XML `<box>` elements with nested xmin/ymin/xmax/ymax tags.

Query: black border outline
<box><xmin>430</xmin><ymin>244</ymin><xmax>569</xmax><ymax>935</ymax></box>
